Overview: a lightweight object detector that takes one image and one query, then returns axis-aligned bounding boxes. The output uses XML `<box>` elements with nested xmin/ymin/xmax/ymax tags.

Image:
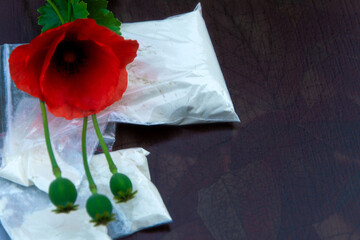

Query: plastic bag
<box><xmin>0</xmin><ymin>148</ymin><xmax>171</xmax><ymax>240</ymax></box>
<box><xmin>108</xmin><ymin>3</ymin><xmax>239</xmax><ymax>125</ymax></box>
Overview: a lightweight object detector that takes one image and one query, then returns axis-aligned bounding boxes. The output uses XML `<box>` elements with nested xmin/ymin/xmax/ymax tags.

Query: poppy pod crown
<box><xmin>9</xmin><ymin>18</ymin><xmax>139</xmax><ymax>120</ymax></box>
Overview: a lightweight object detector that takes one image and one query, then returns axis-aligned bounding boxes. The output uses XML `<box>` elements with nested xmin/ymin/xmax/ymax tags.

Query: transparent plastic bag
<box><xmin>0</xmin><ymin>148</ymin><xmax>172</xmax><ymax>240</ymax></box>
<box><xmin>102</xmin><ymin>3</ymin><xmax>239</xmax><ymax>125</ymax></box>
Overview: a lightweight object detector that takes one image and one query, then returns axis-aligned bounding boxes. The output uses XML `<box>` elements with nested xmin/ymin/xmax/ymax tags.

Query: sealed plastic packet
<box><xmin>109</xmin><ymin>3</ymin><xmax>240</xmax><ymax>125</ymax></box>
<box><xmin>0</xmin><ymin>148</ymin><xmax>171</xmax><ymax>240</ymax></box>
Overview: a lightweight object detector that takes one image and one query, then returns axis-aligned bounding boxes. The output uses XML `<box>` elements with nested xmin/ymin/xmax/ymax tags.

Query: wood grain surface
<box><xmin>2</xmin><ymin>0</ymin><xmax>360</xmax><ymax>239</ymax></box>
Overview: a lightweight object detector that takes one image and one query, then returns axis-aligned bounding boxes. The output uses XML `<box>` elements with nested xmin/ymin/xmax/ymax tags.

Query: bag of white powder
<box><xmin>109</xmin><ymin>3</ymin><xmax>239</xmax><ymax>125</ymax></box>
<box><xmin>0</xmin><ymin>148</ymin><xmax>171</xmax><ymax>240</ymax></box>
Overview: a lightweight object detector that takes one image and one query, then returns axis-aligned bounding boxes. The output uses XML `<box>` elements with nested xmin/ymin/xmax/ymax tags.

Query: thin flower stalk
<box><xmin>91</xmin><ymin>114</ymin><xmax>118</xmax><ymax>174</ymax></box>
<box><xmin>39</xmin><ymin>100</ymin><xmax>61</xmax><ymax>178</ymax></box>
<box><xmin>82</xmin><ymin>116</ymin><xmax>97</xmax><ymax>194</ymax></box>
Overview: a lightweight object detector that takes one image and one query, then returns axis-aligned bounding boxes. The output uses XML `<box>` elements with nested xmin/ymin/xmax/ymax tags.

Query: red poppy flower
<box><xmin>9</xmin><ymin>18</ymin><xmax>139</xmax><ymax>120</ymax></box>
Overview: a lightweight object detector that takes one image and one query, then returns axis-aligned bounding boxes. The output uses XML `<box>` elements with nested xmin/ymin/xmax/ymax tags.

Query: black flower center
<box><xmin>63</xmin><ymin>51</ymin><xmax>76</xmax><ymax>63</ymax></box>
<box><xmin>52</xmin><ymin>40</ymin><xmax>87</xmax><ymax>75</ymax></box>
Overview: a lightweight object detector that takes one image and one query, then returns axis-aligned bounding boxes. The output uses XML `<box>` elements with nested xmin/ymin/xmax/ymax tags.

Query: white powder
<box><xmin>0</xmin><ymin>144</ymin><xmax>82</xmax><ymax>193</ymax></box>
<box><xmin>83</xmin><ymin>148</ymin><xmax>172</xmax><ymax>238</ymax></box>
<box><xmin>107</xmin><ymin>3</ymin><xmax>239</xmax><ymax>125</ymax></box>
<box><xmin>11</xmin><ymin>208</ymin><xmax>110</xmax><ymax>240</ymax></box>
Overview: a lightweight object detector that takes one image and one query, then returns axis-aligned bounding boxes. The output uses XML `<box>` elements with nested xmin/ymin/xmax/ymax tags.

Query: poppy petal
<box><xmin>106</xmin><ymin>37</ymin><xmax>139</xmax><ymax>69</ymax></box>
<box><xmin>39</xmin><ymin>32</ymin><xmax>66</xmax><ymax>85</ymax></box>
<box><xmin>110</xmin><ymin>68</ymin><xmax>128</xmax><ymax>103</ymax></box>
<box><xmin>9</xmin><ymin>23</ymin><xmax>70</xmax><ymax>100</ymax></box>
<box><xmin>41</xmin><ymin>40</ymin><xmax>121</xmax><ymax>119</ymax></box>
<box><xmin>74</xmin><ymin>19</ymin><xmax>139</xmax><ymax>68</ymax></box>
<box><xmin>9</xmin><ymin>44</ymin><xmax>44</xmax><ymax>99</ymax></box>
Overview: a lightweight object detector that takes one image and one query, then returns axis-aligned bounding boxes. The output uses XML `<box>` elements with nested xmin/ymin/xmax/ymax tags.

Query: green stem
<box><xmin>92</xmin><ymin>114</ymin><xmax>118</xmax><ymax>174</ymax></box>
<box><xmin>46</xmin><ymin>0</ymin><xmax>66</xmax><ymax>24</ymax></box>
<box><xmin>82</xmin><ymin>117</ymin><xmax>97</xmax><ymax>194</ymax></box>
<box><xmin>39</xmin><ymin>100</ymin><xmax>61</xmax><ymax>178</ymax></box>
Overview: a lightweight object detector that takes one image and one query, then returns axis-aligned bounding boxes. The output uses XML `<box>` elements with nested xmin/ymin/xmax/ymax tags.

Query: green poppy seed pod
<box><xmin>86</xmin><ymin>193</ymin><xmax>114</xmax><ymax>226</ymax></box>
<box><xmin>110</xmin><ymin>173</ymin><xmax>137</xmax><ymax>203</ymax></box>
<box><xmin>110</xmin><ymin>173</ymin><xmax>132</xmax><ymax>196</ymax></box>
<box><xmin>48</xmin><ymin>177</ymin><xmax>78</xmax><ymax>213</ymax></box>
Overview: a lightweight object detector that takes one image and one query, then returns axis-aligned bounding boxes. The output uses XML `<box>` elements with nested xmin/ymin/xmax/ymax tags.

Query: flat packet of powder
<box><xmin>0</xmin><ymin>148</ymin><xmax>171</xmax><ymax>240</ymax></box>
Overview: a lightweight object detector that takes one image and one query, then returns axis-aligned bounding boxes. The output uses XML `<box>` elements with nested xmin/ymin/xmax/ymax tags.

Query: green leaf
<box><xmin>70</xmin><ymin>0</ymin><xmax>89</xmax><ymax>22</ymax></box>
<box><xmin>83</xmin><ymin>0</ymin><xmax>122</xmax><ymax>35</ymax></box>
<box><xmin>38</xmin><ymin>0</ymin><xmax>89</xmax><ymax>33</ymax></box>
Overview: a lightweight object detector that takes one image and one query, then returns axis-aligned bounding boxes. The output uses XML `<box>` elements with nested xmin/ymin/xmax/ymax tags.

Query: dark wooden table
<box><xmin>2</xmin><ymin>0</ymin><xmax>360</xmax><ymax>239</ymax></box>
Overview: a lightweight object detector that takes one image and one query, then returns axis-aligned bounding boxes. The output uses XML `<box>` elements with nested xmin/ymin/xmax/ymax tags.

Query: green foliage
<box><xmin>38</xmin><ymin>0</ymin><xmax>122</xmax><ymax>34</ymax></box>
<box><xmin>83</xmin><ymin>0</ymin><xmax>122</xmax><ymax>35</ymax></box>
<box><xmin>38</xmin><ymin>0</ymin><xmax>89</xmax><ymax>33</ymax></box>
<box><xmin>71</xmin><ymin>0</ymin><xmax>89</xmax><ymax>21</ymax></box>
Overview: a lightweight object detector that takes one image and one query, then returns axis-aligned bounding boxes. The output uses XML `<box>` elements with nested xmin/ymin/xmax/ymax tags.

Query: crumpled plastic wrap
<box><xmin>0</xmin><ymin>148</ymin><xmax>171</xmax><ymax>240</ymax></box>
